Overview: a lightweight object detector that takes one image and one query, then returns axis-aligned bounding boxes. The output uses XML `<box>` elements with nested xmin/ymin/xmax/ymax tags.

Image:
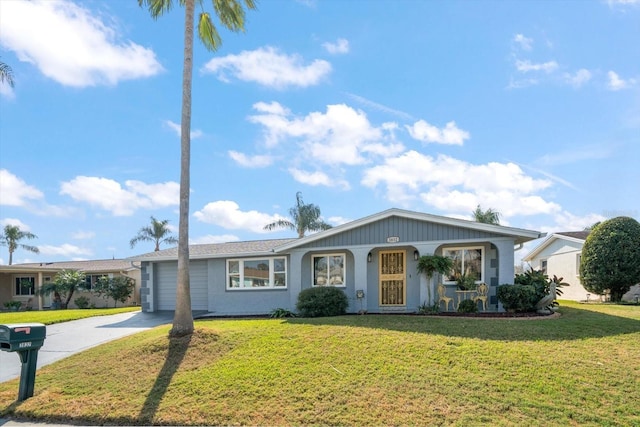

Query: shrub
<box><xmin>457</xmin><ymin>299</ymin><xmax>478</xmax><ymax>313</ymax></box>
<box><xmin>270</xmin><ymin>308</ymin><xmax>296</xmax><ymax>318</ymax></box>
<box><xmin>74</xmin><ymin>296</ymin><xmax>90</xmax><ymax>309</ymax></box>
<box><xmin>3</xmin><ymin>300</ymin><xmax>22</xmax><ymax>310</ymax></box>
<box><xmin>296</xmin><ymin>286</ymin><xmax>348</xmax><ymax>317</ymax></box>
<box><xmin>496</xmin><ymin>284</ymin><xmax>538</xmax><ymax>312</ymax></box>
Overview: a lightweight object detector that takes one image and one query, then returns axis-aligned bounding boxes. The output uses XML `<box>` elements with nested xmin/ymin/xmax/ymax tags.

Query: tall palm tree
<box><xmin>472</xmin><ymin>205</ymin><xmax>501</xmax><ymax>225</ymax></box>
<box><xmin>130</xmin><ymin>216</ymin><xmax>178</xmax><ymax>251</ymax></box>
<box><xmin>0</xmin><ymin>60</ymin><xmax>14</xmax><ymax>88</ymax></box>
<box><xmin>139</xmin><ymin>0</ymin><xmax>256</xmax><ymax>337</ymax></box>
<box><xmin>0</xmin><ymin>224</ymin><xmax>39</xmax><ymax>265</ymax></box>
<box><xmin>264</xmin><ymin>192</ymin><xmax>332</xmax><ymax>238</ymax></box>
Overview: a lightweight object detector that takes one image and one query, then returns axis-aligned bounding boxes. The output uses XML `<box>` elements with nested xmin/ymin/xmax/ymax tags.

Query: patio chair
<box><xmin>474</xmin><ymin>283</ymin><xmax>489</xmax><ymax>311</ymax></box>
<box><xmin>437</xmin><ymin>284</ymin><xmax>454</xmax><ymax>312</ymax></box>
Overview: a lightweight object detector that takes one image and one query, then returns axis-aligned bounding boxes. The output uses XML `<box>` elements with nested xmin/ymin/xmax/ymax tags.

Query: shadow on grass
<box><xmin>137</xmin><ymin>333</ymin><xmax>192</xmax><ymax>425</ymax></box>
<box><xmin>286</xmin><ymin>305</ymin><xmax>640</xmax><ymax>341</ymax></box>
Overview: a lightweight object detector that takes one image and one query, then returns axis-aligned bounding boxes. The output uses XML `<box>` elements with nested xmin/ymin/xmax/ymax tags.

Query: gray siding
<box><xmin>299</xmin><ymin>216</ymin><xmax>503</xmax><ymax>249</ymax></box>
<box><xmin>156</xmin><ymin>260</ymin><xmax>208</xmax><ymax>310</ymax></box>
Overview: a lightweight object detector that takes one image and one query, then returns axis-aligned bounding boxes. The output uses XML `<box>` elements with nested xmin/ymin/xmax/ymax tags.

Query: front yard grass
<box><xmin>0</xmin><ymin>306</ymin><xmax>141</xmax><ymax>325</ymax></box>
<box><xmin>1</xmin><ymin>301</ymin><xmax>639</xmax><ymax>426</ymax></box>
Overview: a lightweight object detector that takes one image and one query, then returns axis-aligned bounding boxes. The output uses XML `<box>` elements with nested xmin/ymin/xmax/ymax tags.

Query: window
<box><xmin>227</xmin><ymin>257</ymin><xmax>287</xmax><ymax>290</ymax></box>
<box><xmin>14</xmin><ymin>276</ymin><xmax>35</xmax><ymax>296</ymax></box>
<box><xmin>576</xmin><ymin>254</ymin><xmax>582</xmax><ymax>276</ymax></box>
<box><xmin>84</xmin><ymin>274</ymin><xmax>109</xmax><ymax>290</ymax></box>
<box><xmin>540</xmin><ymin>259</ymin><xmax>548</xmax><ymax>274</ymax></box>
<box><xmin>313</xmin><ymin>254</ymin><xmax>345</xmax><ymax>287</ymax></box>
<box><xmin>443</xmin><ymin>247</ymin><xmax>483</xmax><ymax>283</ymax></box>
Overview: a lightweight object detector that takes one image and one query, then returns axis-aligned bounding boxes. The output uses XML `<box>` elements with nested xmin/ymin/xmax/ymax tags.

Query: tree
<box><xmin>0</xmin><ymin>59</ymin><xmax>14</xmax><ymax>88</ymax></box>
<box><xmin>472</xmin><ymin>205</ymin><xmax>501</xmax><ymax>225</ymax></box>
<box><xmin>0</xmin><ymin>224</ymin><xmax>39</xmax><ymax>265</ymax></box>
<box><xmin>139</xmin><ymin>0</ymin><xmax>256</xmax><ymax>337</ymax></box>
<box><xmin>130</xmin><ymin>216</ymin><xmax>178</xmax><ymax>251</ymax></box>
<box><xmin>263</xmin><ymin>192</ymin><xmax>332</xmax><ymax>238</ymax></box>
<box><xmin>580</xmin><ymin>216</ymin><xmax>640</xmax><ymax>302</ymax></box>
<box><xmin>39</xmin><ymin>269</ymin><xmax>87</xmax><ymax>309</ymax></box>
<box><xmin>416</xmin><ymin>254</ymin><xmax>454</xmax><ymax>305</ymax></box>
<box><xmin>94</xmin><ymin>276</ymin><xmax>136</xmax><ymax>308</ymax></box>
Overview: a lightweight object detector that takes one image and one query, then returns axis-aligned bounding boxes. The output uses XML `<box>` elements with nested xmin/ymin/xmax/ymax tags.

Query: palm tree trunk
<box><xmin>171</xmin><ymin>0</ymin><xmax>195</xmax><ymax>337</ymax></box>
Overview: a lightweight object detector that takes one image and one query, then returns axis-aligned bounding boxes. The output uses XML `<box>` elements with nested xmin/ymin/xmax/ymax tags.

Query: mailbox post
<box><xmin>0</xmin><ymin>323</ymin><xmax>47</xmax><ymax>401</ymax></box>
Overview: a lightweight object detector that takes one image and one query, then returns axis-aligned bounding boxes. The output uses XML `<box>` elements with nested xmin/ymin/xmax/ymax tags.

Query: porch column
<box><xmin>351</xmin><ymin>247</ymin><xmax>370</xmax><ymax>312</ymax></box>
<box><xmin>288</xmin><ymin>250</ymin><xmax>305</xmax><ymax>311</ymax></box>
<box><xmin>491</xmin><ymin>239</ymin><xmax>517</xmax><ymax>311</ymax></box>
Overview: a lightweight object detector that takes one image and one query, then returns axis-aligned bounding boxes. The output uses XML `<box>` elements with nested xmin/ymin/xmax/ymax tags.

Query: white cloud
<box><xmin>362</xmin><ymin>151</ymin><xmax>560</xmax><ymax>216</ymax></box>
<box><xmin>165</xmin><ymin>120</ymin><xmax>203</xmax><ymax>139</ymax></box>
<box><xmin>202</xmin><ymin>46</ymin><xmax>331</xmax><ymax>89</ymax></box>
<box><xmin>193</xmin><ymin>200</ymin><xmax>286</xmax><ymax>233</ymax></box>
<box><xmin>345</xmin><ymin>93</ymin><xmax>414</xmax><ymax>120</ymax></box>
<box><xmin>538</xmin><ymin>211</ymin><xmax>607</xmax><ymax>234</ymax></box>
<box><xmin>0</xmin><ymin>0</ymin><xmax>163</xmax><ymax>87</ymax></box>
<box><xmin>38</xmin><ymin>243</ymin><xmax>92</xmax><ymax>257</ymax></box>
<box><xmin>322</xmin><ymin>38</ymin><xmax>350</xmax><ymax>54</ymax></box>
<box><xmin>0</xmin><ymin>218</ymin><xmax>31</xmax><ymax>230</ymax></box>
<box><xmin>0</xmin><ymin>169</ymin><xmax>44</xmax><ymax>206</ymax></box>
<box><xmin>288</xmin><ymin>168</ymin><xmax>350</xmax><ymax>190</ymax></box>
<box><xmin>190</xmin><ymin>234</ymin><xmax>240</xmax><ymax>245</ymax></box>
<box><xmin>327</xmin><ymin>216</ymin><xmax>351</xmax><ymax>226</ymax></box>
<box><xmin>406</xmin><ymin>120</ymin><xmax>470</xmax><ymax>145</ymax></box>
<box><xmin>71</xmin><ymin>231</ymin><xmax>95</xmax><ymax>240</ymax></box>
<box><xmin>0</xmin><ymin>81</ymin><xmax>15</xmax><ymax>99</ymax></box>
<box><xmin>607</xmin><ymin>71</ymin><xmax>637</xmax><ymax>91</ymax></box>
<box><xmin>513</xmin><ymin>34</ymin><xmax>533</xmax><ymax>51</ymax></box>
<box><xmin>228</xmin><ymin>151</ymin><xmax>273</xmax><ymax>168</ymax></box>
<box><xmin>515</xmin><ymin>60</ymin><xmax>558</xmax><ymax>73</ymax></box>
<box><xmin>563</xmin><ymin>69</ymin><xmax>592</xmax><ymax>88</ymax></box>
<box><xmin>60</xmin><ymin>176</ymin><xmax>179</xmax><ymax>216</ymax></box>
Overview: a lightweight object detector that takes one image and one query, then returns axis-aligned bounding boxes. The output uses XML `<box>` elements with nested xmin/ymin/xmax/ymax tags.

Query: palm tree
<box><xmin>264</xmin><ymin>192</ymin><xmax>332</xmax><ymax>238</ymax></box>
<box><xmin>0</xmin><ymin>59</ymin><xmax>14</xmax><ymax>88</ymax></box>
<box><xmin>472</xmin><ymin>205</ymin><xmax>501</xmax><ymax>225</ymax></box>
<box><xmin>139</xmin><ymin>0</ymin><xmax>256</xmax><ymax>337</ymax></box>
<box><xmin>130</xmin><ymin>216</ymin><xmax>178</xmax><ymax>251</ymax></box>
<box><xmin>0</xmin><ymin>224</ymin><xmax>39</xmax><ymax>265</ymax></box>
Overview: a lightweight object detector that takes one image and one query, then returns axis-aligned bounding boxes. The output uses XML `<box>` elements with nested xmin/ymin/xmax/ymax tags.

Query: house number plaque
<box><xmin>386</xmin><ymin>236</ymin><xmax>400</xmax><ymax>243</ymax></box>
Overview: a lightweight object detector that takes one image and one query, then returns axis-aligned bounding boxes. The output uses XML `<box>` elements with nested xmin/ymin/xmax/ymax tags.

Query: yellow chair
<box><xmin>437</xmin><ymin>284</ymin><xmax>454</xmax><ymax>312</ymax></box>
<box><xmin>474</xmin><ymin>283</ymin><xmax>489</xmax><ymax>311</ymax></box>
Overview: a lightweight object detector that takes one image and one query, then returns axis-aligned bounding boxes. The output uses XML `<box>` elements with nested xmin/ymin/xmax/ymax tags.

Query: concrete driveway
<box><xmin>0</xmin><ymin>311</ymin><xmax>173</xmax><ymax>383</ymax></box>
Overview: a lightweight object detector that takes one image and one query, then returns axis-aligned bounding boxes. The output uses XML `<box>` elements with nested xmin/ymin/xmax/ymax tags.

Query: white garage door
<box><xmin>156</xmin><ymin>261</ymin><xmax>208</xmax><ymax>311</ymax></box>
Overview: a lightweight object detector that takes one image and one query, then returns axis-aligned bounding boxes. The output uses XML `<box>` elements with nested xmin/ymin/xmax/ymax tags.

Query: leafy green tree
<box><xmin>139</xmin><ymin>0</ymin><xmax>256</xmax><ymax>337</ymax></box>
<box><xmin>264</xmin><ymin>192</ymin><xmax>332</xmax><ymax>238</ymax></box>
<box><xmin>39</xmin><ymin>269</ymin><xmax>87</xmax><ymax>309</ymax></box>
<box><xmin>417</xmin><ymin>254</ymin><xmax>453</xmax><ymax>304</ymax></box>
<box><xmin>472</xmin><ymin>205</ymin><xmax>501</xmax><ymax>225</ymax></box>
<box><xmin>95</xmin><ymin>276</ymin><xmax>136</xmax><ymax>308</ymax></box>
<box><xmin>130</xmin><ymin>216</ymin><xmax>178</xmax><ymax>251</ymax></box>
<box><xmin>580</xmin><ymin>216</ymin><xmax>640</xmax><ymax>302</ymax></box>
<box><xmin>0</xmin><ymin>224</ymin><xmax>39</xmax><ymax>265</ymax></box>
<box><xmin>0</xmin><ymin>59</ymin><xmax>14</xmax><ymax>88</ymax></box>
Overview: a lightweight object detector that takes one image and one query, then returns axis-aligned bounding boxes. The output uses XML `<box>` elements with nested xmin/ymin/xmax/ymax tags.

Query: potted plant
<box><xmin>456</xmin><ymin>274</ymin><xmax>477</xmax><ymax>291</ymax></box>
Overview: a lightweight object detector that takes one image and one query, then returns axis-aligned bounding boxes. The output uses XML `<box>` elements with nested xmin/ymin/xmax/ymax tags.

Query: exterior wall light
<box><xmin>367</xmin><ymin>252</ymin><xmax>372</xmax><ymax>263</ymax></box>
<box><xmin>414</xmin><ymin>250</ymin><xmax>419</xmax><ymax>261</ymax></box>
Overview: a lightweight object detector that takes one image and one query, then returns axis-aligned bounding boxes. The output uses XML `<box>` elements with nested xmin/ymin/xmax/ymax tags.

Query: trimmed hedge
<box><xmin>496</xmin><ymin>284</ymin><xmax>538</xmax><ymax>312</ymax></box>
<box><xmin>296</xmin><ymin>286</ymin><xmax>349</xmax><ymax>317</ymax></box>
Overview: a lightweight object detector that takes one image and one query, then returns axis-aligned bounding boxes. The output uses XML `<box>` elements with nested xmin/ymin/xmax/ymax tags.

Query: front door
<box><xmin>379</xmin><ymin>250</ymin><xmax>406</xmax><ymax>306</ymax></box>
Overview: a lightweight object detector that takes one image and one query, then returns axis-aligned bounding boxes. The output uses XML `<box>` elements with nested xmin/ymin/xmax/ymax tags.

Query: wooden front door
<box><xmin>379</xmin><ymin>250</ymin><xmax>406</xmax><ymax>306</ymax></box>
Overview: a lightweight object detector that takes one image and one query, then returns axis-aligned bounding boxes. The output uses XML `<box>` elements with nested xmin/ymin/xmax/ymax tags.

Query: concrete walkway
<box><xmin>0</xmin><ymin>311</ymin><xmax>173</xmax><ymax>383</ymax></box>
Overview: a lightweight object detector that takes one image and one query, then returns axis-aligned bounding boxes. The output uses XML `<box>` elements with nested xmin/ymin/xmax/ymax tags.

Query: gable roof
<box><xmin>522</xmin><ymin>231</ymin><xmax>590</xmax><ymax>262</ymax></box>
<box><xmin>274</xmin><ymin>208</ymin><xmax>544</xmax><ymax>251</ymax></box>
<box><xmin>131</xmin><ymin>238</ymin><xmax>297</xmax><ymax>262</ymax></box>
<box><xmin>0</xmin><ymin>259</ymin><xmax>138</xmax><ymax>274</ymax></box>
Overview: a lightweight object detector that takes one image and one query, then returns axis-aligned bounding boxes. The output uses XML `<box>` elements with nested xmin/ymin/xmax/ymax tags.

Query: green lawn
<box><xmin>1</xmin><ymin>301</ymin><xmax>639</xmax><ymax>426</ymax></box>
<box><xmin>0</xmin><ymin>306</ymin><xmax>141</xmax><ymax>325</ymax></box>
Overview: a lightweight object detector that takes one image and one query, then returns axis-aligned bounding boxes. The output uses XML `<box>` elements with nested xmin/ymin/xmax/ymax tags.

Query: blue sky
<box><xmin>1</xmin><ymin>0</ymin><xmax>638</xmax><ymax>265</ymax></box>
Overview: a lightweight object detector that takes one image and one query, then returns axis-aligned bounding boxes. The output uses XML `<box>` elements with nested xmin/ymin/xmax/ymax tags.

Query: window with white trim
<box><xmin>540</xmin><ymin>259</ymin><xmax>548</xmax><ymax>274</ymax></box>
<box><xmin>443</xmin><ymin>247</ymin><xmax>484</xmax><ymax>284</ymax></box>
<box><xmin>84</xmin><ymin>274</ymin><xmax>110</xmax><ymax>290</ymax></box>
<box><xmin>313</xmin><ymin>254</ymin><xmax>346</xmax><ymax>287</ymax></box>
<box><xmin>227</xmin><ymin>257</ymin><xmax>287</xmax><ymax>289</ymax></box>
<box><xmin>14</xmin><ymin>276</ymin><xmax>35</xmax><ymax>296</ymax></box>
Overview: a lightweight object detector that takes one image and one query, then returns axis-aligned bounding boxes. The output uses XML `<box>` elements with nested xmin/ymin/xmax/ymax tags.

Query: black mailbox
<box><xmin>0</xmin><ymin>323</ymin><xmax>46</xmax><ymax>352</ymax></box>
<box><xmin>0</xmin><ymin>323</ymin><xmax>47</xmax><ymax>401</ymax></box>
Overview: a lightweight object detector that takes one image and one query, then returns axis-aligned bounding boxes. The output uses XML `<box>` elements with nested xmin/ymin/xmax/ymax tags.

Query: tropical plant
<box><xmin>0</xmin><ymin>224</ymin><xmax>39</xmax><ymax>265</ymax></box>
<box><xmin>39</xmin><ymin>269</ymin><xmax>87</xmax><ymax>309</ymax></box>
<box><xmin>0</xmin><ymin>59</ymin><xmax>14</xmax><ymax>88</ymax></box>
<box><xmin>472</xmin><ymin>205</ymin><xmax>501</xmax><ymax>225</ymax></box>
<box><xmin>139</xmin><ymin>0</ymin><xmax>257</xmax><ymax>337</ymax></box>
<box><xmin>416</xmin><ymin>254</ymin><xmax>453</xmax><ymax>304</ymax></box>
<box><xmin>269</xmin><ymin>308</ymin><xmax>296</xmax><ymax>318</ymax></box>
<box><xmin>94</xmin><ymin>276</ymin><xmax>136</xmax><ymax>308</ymax></box>
<box><xmin>580</xmin><ymin>216</ymin><xmax>640</xmax><ymax>302</ymax></box>
<box><xmin>264</xmin><ymin>192</ymin><xmax>332</xmax><ymax>238</ymax></box>
<box><xmin>3</xmin><ymin>300</ymin><xmax>22</xmax><ymax>310</ymax></box>
<box><xmin>130</xmin><ymin>216</ymin><xmax>178</xmax><ymax>251</ymax></box>
<box><xmin>456</xmin><ymin>274</ymin><xmax>477</xmax><ymax>291</ymax></box>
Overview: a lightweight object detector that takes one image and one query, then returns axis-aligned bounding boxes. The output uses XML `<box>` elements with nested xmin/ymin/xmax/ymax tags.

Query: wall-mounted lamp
<box><xmin>356</xmin><ymin>290</ymin><xmax>365</xmax><ymax>299</ymax></box>
<box><xmin>367</xmin><ymin>252</ymin><xmax>372</xmax><ymax>263</ymax></box>
<box><xmin>414</xmin><ymin>250</ymin><xmax>420</xmax><ymax>261</ymax></box>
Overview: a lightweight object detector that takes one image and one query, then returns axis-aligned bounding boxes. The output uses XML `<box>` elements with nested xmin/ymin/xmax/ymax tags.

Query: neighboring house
<box><xmin>523</xmin><ymin>231</ymin><xmax>640</xmax><ymax>302</ymax></box>
<box><xmin>0</xmin><ymin>259</ymin><xmax>141</xmax><ymax>310</ymax></box>
<box><xmin>134</xmin><ymin>208</ymin><xmax>544</xmax><ymax>315</ymax></box>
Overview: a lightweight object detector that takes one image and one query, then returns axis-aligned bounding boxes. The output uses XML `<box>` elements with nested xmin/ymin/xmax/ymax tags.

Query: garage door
<box><xmin>156</xmin><ymin>261</ymin><xmax>208</xmax><ymax>311</ymax></box>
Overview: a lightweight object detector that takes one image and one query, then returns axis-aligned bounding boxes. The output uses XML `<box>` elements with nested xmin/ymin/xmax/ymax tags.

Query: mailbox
<box><xmin>0</xmin><ymin>323</ymin><xmax>46</xmax><ymax>402</ymax></box>
<box><xmin>0</xmin><ymin>323</ymin><xmax>46</xmax><ymax>352</ymax></box>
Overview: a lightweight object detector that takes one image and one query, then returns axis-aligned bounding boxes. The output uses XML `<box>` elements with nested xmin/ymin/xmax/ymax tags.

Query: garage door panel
<box><xmin>157</xmin><ymin>261</ymin><xmax>208</xmax><ymax>310</ymax></box>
